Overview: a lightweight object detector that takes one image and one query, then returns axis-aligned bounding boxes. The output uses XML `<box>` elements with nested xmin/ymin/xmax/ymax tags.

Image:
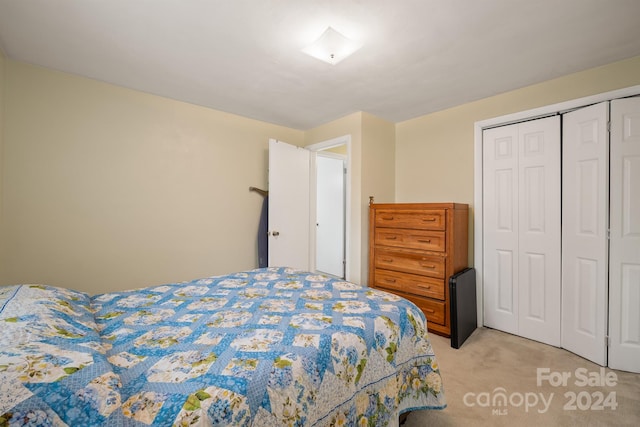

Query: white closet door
<box><xmin>609</xmin><ymin>98</ymin><xmax>640</xmax><ymax>373</ymax></box>
<box><xmin>562</xmin><ymin>102</ymin><xmax>609</xmax><ymax>366</ymax></box>
<box><xmin>517</xmin><ymin>117</ymin><xmax>561</xmax><ymax>346</ymax></box>
<box><xmin>483</xmin><ymin>124</ymin><xmax>519</xmax><ymax>334</ymax></box>
<box><xmin>483</xmin><ymin>116</ymin><xmax>560</xmax><ymax>345</ymax></box>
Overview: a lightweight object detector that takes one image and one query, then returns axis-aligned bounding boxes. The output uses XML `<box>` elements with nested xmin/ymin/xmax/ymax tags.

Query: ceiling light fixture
<box><xmin>302</xmin><ymin>26</ymin><xmax>362</xmax><ymax>65</ymax></box>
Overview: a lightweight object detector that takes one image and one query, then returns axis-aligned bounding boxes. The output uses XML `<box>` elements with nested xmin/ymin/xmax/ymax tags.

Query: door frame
<box><xmin>307</xmin><ymin>135</ymin><xmax>352</xmax><ymax>281</ymax></box>
<box><xmin>474</xmin><ymin>85</ymin><xmax>640</xmax><ymax>328</ymax></box>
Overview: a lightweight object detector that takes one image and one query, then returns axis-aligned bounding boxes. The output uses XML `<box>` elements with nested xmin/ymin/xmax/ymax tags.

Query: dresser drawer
<box><xmin>374</xmin><ymin>269</ymin><xmax>445</xmax><ymax>300</ymax></box>
<box><xmin>375</xmin><ymin>209</ymin><xmax>445</xmax><ymax>230</ymax></box>
<box><xmin>402</xmin><ymin>293</ymin><xmax>446</xmax><ymax>326</ymax></box>
<box><xmin>375</xmin><ymin>229</ymin><xmax>445</xmax><ymax>252</ymax></box>
<box><xmin>374</xmin><ymin>249</ymin><xmax>445</xmax><ymax>278</ymax></box>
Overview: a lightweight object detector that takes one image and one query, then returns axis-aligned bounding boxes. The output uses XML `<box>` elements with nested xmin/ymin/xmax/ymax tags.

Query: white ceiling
<box><xmin>1</xmin><ymin>0</ymin><xmax>640</xmax><ymax>130</ymax></box>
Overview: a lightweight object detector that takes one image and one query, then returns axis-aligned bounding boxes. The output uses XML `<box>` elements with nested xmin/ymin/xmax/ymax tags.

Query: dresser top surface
<box><xmin>370</xmin><ymin>202</ymin><xmax>468</xmax><ymax>210</ymax></box>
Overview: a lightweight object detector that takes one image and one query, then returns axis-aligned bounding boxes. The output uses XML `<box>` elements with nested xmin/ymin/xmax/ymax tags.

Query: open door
<box><xmin>268</xmin><ymin>139</ymin><xmax>310</xmax><ymax>270</ymax></box>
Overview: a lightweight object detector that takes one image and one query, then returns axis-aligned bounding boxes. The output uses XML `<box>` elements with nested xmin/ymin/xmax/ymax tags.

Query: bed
<box><xmin>0</xmin><ymin>267</ymin><xmax>445</xmax><ymax>426</ymax></box>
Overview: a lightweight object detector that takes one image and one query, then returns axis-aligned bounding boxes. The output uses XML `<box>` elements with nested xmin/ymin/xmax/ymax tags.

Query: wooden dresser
<box><xmin>368</xmin><ymin>202</ymin><xmax>468</xmax><ymax>336</ymax></box>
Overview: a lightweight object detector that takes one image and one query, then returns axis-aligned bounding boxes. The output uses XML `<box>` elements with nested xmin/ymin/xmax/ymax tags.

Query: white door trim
<box><xmin>474</xmin><ymin>85</ymin><xmax>640</xmax><ymax>328</ymax></box>
<box><xmin>307</xmin><ymin>135</ymin><xmax>352</xmax><ymax>282</ymax></box>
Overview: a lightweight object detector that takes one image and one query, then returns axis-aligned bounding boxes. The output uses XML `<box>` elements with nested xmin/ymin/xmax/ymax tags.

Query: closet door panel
<box><xmin>517</xmin><ymin>117</ymin><xmax>561</xmax><ymax>346</ymax></box>
<box><xmin>620</xmin><ymin>265</ymin><xmax>640</xmax><ymax>340</ymax></box>
<box><xmin>483</xmin><ymin>117</ymin><xmax>560</xmax><ymax>344</ymax></box>
<box><xmin>609</xmin><ymin>97</ymin><xmax>640</xmax><ymax>373</ymax></box>
<box><xmin>562</xmin><ymin>102</ymin><xmax>609</xmax><ymax>366</ymax></box>
<box><xmin>483</xmin><ymin>124</ymin><xmax>519</xmax><ymax>334</ymax></box>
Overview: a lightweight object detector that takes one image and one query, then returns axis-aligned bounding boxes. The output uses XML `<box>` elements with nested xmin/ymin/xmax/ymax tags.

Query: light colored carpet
<box><xmin>405</xmin><ymin>327</ymin><xmax>640</xmax><ymax>426</ymax></box>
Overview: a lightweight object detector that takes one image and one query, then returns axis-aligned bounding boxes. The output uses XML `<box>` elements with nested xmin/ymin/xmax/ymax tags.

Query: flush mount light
<box><xmin>302</xmin><ymin>26</ymin><xmax>362</xmax><ymax>65</ymax></box>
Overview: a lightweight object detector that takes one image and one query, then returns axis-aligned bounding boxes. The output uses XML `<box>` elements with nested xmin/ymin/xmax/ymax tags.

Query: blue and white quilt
<box><xmin>0</xmin><ymin>267</ymin><xmax>445</xmax><ymax>426</ymax></box>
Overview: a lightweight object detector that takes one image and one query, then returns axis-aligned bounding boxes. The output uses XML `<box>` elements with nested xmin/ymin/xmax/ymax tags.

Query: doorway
<box><xmin>308</xmin><ymin>136</ymin><xmax>351</xmax><ymax>280</ymax></box>
<box><xmin>314</xmin><ymin>152</ymin><xmax>346</xmax><ymax>278</ymax></box>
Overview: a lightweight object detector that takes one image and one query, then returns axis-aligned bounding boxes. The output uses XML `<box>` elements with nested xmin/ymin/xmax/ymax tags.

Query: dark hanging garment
<box><xmin>258</xmin><ymin>196</ymin><xmax>269</xmax><ymax>268</ymax></box>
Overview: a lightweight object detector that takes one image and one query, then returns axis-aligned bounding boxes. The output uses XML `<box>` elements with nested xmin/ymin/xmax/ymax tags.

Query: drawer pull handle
<box><xmin>422</xmin><ymin>217</ymin><xmax>437</xmax><ymax>222</ymax></box>
<box><xmin>381</xmin><ymin>216</ymin><xmax>394</xmax><ymax>220</ymax></box>
<box><xmin>425</xmin><ymin>309</ymin><xmax>435</xmax><ymax>314</ymax></box>
<box><xmin>386</xmin><ymin>236</ymin><xmax>398</xmax><ymax>240</ymax></box>
<box><xmin>417</xmin><ymin>239</ymin><xmax>431</xmax><ymax>243</ymax></box>
<box><xmin>420</xmin><ymin>263</ymin><xmax>436</xmax><ymax>269</ymax></box>
<box><xmin>384</xmin><ymin>278</ymin><xmax>397</xmax><ymax>283</ymax></box>
<box><xmin>417</xmin><ymin>284</ymin><xmax>431</xmax><ymax>290</ymax></box>
<box><xmin>382</xmin><ymin>258</ymin><xmax>394</xmax><ymax>263</ymax></box>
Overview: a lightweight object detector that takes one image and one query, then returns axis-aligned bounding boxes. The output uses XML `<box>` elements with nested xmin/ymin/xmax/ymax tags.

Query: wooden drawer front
<box><xmin>402</xmin><ymin>294</ymin><xmax>446</xmax><ymax>326</ymax></box>
<box><xmin>375</xmin><ymin>229</ymin><xmax>445</xmax><ymax>252</ymax></box>
<box><xmin>374</xmin><ymin>269</ymin><xmax>445</xmax><ymax>300</ymax></box>
<box><xmin>375</xmin><ymin>249</ymin><xmax>445</xmax><ymax>278</ymax></box>
<box><xmin>375</xmin><ymin>209</ymin><xmax>445</xmax><ymax>230</ymax></box>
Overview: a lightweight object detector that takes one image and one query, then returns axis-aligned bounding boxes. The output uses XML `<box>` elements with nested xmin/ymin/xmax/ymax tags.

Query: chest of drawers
<box><xmin>368</xmin><ymin>202</ymin><xmax>468</xmax><ymax>336</ymax></box>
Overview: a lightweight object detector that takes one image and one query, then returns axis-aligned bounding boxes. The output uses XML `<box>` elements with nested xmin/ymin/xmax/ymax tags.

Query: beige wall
<box><xmin>396</xmin><ymin>55</ymin><xmax>640</xmax><ymax>266</ymax></box>
<box><xmin>3</xmin><ymin>54</ymin><xmax>640</xmax><ymax>293</ymax></box>
<box><xmin>361</xmin><ymin>112</ymin><xmax>395</xmax><ymax>204</ymax></box>
<box><xmin>360</xmin><ymin>112</ymin><xmax>395</xmax><ymax>281</ymax></box>
<box><xmin>1</xmin><ymin>60</ymin><xmax>303</xmax><ymax>293</ymax></box>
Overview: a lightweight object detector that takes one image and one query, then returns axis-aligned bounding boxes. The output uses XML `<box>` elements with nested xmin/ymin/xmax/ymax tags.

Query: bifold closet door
<box><xmin>483</xmin><ymin>116</ymin><xmax>561</xmax><ymax>346</ymax></box>
<box><xmin>609</xmin><ymin>97</ymin><xmax>640</xmax><ymax>373</ymax></box>
<box><xmin>562</xmin><ymin>102</ymin><xmax>609</xmax><ymax>366</ymax></box>
<box><xmin>483</xmin><ymin>124</ymin><xmax>519</xmax><ymax>335</ymax></box>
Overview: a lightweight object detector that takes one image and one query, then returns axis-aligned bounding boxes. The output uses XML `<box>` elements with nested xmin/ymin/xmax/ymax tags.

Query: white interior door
<box><xmin>483</xmin><ymin>124</ymin><xmax>520</xmax><ymax>335</ymax></box>
<box><xmin>483</xmin><ymin>117</ymin><xmax>561</xmax><ymax>346</ymax></box>
<box><xmin>517</xmin><ymin>117</ymin><xmax>561</xmax><ymax>346</ymax></box>
<box><xmin>562</xmin><ymin>102</ymin><xmax>609</xmax><ymax>366</ymax></box>
<box><xmin>315</xmin><ymin>154</ymin><xmax>345</xmax><ymax>278</ymax></box>
<box><xmin>268</xmin><ymin>139</ymin><xmax>310</xmax><ymax>270</ymax></box>
<box><xmin>609</xmin><ymin>97</ymin><xmax>640</xmax><ymax>373</ymax></box>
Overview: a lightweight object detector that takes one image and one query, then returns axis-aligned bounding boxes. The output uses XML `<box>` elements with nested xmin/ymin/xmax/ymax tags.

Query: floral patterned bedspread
<box><xmin>1</xmin><ymin>267</ymin><xmax>445</xmax><ymax>426</ymax></box>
